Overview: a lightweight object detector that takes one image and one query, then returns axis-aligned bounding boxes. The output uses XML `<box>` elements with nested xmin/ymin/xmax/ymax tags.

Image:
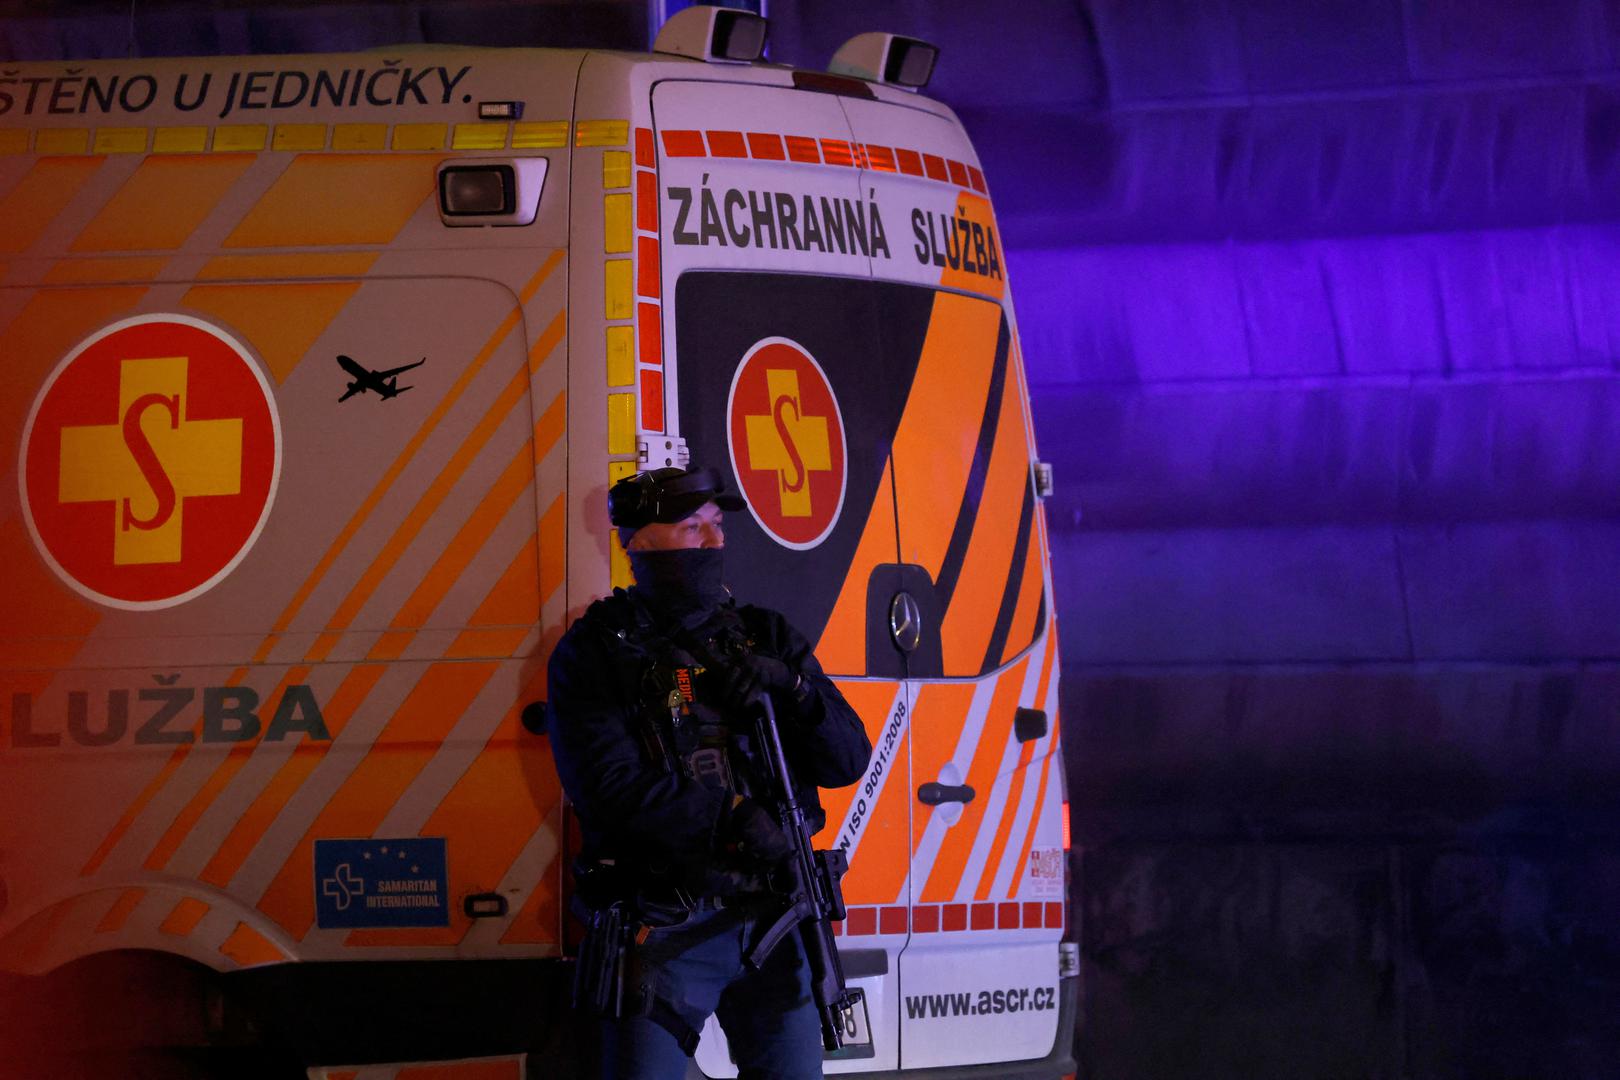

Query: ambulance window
<box><xmin>876</xmin><ymin>288</ymin><xmax>1046</xmax><ymax>678</ymax></box>
<box><xmin>675</xmin><ymin>272</ymin><xmax>906</xmax><ymax>670</ymax></box>
<box><xmin>674</xmin><ymin>272</ymin><xmax>1046</xmax><ymax>678</ymax></box>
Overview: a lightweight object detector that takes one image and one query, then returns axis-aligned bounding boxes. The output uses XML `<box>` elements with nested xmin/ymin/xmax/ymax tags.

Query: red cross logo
<box><xmin>20</xmin><ymin>314</ymin><xmax>281</xmax><ymax>610</ymax></box>
<box><xmin>726</xmin><ymin>337</ymin><xmax>847</xmax><ymax>550</ymax></box>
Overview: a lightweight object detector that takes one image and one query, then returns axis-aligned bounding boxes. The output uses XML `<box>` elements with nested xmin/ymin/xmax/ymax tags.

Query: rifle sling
<box><xmin>645</xmin><ymin>993</ymin><xmax>703</xmax><ymax>1056</ymax></box>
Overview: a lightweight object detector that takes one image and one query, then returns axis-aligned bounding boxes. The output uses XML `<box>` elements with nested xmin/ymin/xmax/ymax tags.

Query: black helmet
<box><xmin>608</xmin><ymin>466</ymin><xmax>745</xmax><ymax>530</ymax></box>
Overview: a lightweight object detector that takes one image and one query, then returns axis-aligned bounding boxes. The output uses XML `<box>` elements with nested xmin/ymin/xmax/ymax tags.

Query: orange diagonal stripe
<box><xmin>375</xmin><ymin>448</ymin><xmax>533</xmax><ymax>653</ymax></box>
<box><xmin>255</xmin><ymin>662</ymin><xmax>499</xmax><ymax>938</ymax></box>
<box><xmin>839</xmin><ymin>728</ymin><xmax>912</xmax><ymax>908</ymax></box>
<box><xmin>255</xmin><ymin>250</ymin><xmax>563</xmax><ymax>663</ymax></box>
<box><xmin>1001</xmin><ymin>510</ymin><xmax>1047</xmax><ymax>665</ymax></box>
<box><xmin>381</xmin><ymin>388</ymin><xmax>567</xmax><ymax>642</ymax></box>
<box><xmin>1008</xmin><ymin>635</ymin><xmax>1059</xmax><ymax>899</ymax></box>
<box><xmin>1008</xmin><ymin>750</ymin><xmax>1057</xmax><ymax>902</ymax></box>
<box><xmin>536</xmin><ymin>487</ymin><xmax>566</xmax><ymax>605</ymax></box>
<box><xmin>939</xmin><ymin>353</ymin><xmax>1029</xmax><ymax>674</ymax></box>
<box><xmin>140</xmin><ymin>667</ymin><xmax>313</xmax><ymax>872</ymax></box>
<box><xmin>199</xmin><ymin>664</ymin><xmax>388</xmax><ymax>888</ymax></box>
<box><xmin>974</xmin><ymin>737</ymin><xmax>1037</xmax><ymax>901</ymax></box>
<box><xmin>498</xmin><ymin>801</ymin><xmax>564</xmax><ymax>947</ymax></box>
<box><xmin>466</xmin><ymin>534</ymin><xmax>539</xmax><ymax>628</ymax></box>
<box><xmin>891</xmin><ymin>292</ymin><xmax>1002</xmax><ymax>576</ymax></box>
<box><xmin>345</xmin><ymin>665</ymin><xmax>557</xmax><ymax>947</ymax></box>
<box><xmin>0</xmin><ymin>156</ymin><xmax>104</xmax><ymax>254</ymax></box>
<box><xmin>815</xmin><ymin>680</ymin><xmax>904</xmax><ymax>842</ymax></box>
<box><xmin>918</xmin><ymin>656</ymin><xmax>1030</xmax><ymax>903</ymax></box>
<box><xmin>909</xmin><ymin>679</ymin><xmax>975</xmax><ymax>858</ymax></box>
<box><xmin>73</xmin><ymin>154</ymin><xmax>254</xmax><ymax>252</ymax></box>
<box><xmin>80</xmin><ymin>662</ymin><xmax>249</xmax><ymax>877</ymax></box>
<box><xmin>80</xmin><ymin>726</ymin><xmax>207</xmax><ymax>876</ymax></box>
<box><xmin>814</xmin><ymin>457</ymin><xmax>900</xmax><ymax>673</ymax></box>
<box><xmin>310</xmin><ymin>364</ymin><xmax>527</xmax><ymax>656</ymax></box>
<box><xmin>307</xmin><ymin>307</ymin><xmax>565</xmax><ymax>661</ymax></box>
<box><xmin>95</xmin><ymin>887</ymin><xmax>146</xmax><ymax>934</ymax></box>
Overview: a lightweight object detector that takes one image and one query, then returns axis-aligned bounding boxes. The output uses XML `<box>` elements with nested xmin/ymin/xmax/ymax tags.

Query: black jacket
<box><xmin>547</xmin><ymin>589</ymin><xmax>871</xmax><ymax>891</ymax></box>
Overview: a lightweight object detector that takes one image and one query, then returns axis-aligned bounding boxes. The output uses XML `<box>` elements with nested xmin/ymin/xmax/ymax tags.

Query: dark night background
<box><xmin>6</xmin><ymin>1</ymin><xmax>1619</xmax><ymax>1076</ymax></box>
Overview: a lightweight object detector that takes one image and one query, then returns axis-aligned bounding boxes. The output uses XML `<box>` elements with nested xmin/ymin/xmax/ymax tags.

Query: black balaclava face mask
<box><xmin>627</xmin><ymin>546</ymin><xmax>726</xmax><ymax>624</ymax></box>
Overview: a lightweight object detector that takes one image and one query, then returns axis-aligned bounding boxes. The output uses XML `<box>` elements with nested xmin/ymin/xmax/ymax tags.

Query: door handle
<box><xmin>917</xmin><ymin>782</ymin><xmax>975</xmax><ymax>806</ymax></box>
<box><xmin>1014</xmin><ymin>707</ymin><xmax>1048</xmax><ymax>743</ymax></box>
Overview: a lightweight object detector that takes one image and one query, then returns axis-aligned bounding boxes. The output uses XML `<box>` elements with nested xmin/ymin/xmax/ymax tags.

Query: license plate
<box><xmin>824</xmin><ymin>987</ymin><xmax>874</xmax><ymax>1060</ymax></box>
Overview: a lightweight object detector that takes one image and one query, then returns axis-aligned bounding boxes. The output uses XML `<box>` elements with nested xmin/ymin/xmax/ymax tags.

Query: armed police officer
<box><xmin>546</xmin><ymin>465</ymin><xmax>872</xmax><ymax>1080</ymax></box>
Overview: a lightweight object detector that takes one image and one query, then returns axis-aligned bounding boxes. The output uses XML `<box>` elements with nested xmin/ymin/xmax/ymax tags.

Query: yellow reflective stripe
<box><xmin>512</xmin><ymin>120</ymin><xmax>568</xmax><ymax>149</ymax></box>
<box><xmin>93</xmin><ymin>127</ymin><xmax>147</xmax><ymax>154</ymax></box>
<box><xmin>452</xmin><ymin>122</ymin><xmax>509</xmax><ymax>150</ymax></box>
<box><xmin>332</xmin><ymin>122</ymin><xmax>387</xmax><ymax>150</ymax></box>
<box><xmin>608</xmin><ymin>463</ymin><xmax>637</xmax><ymax>588</ymax></box>
<box><xmin>576</xmin><ymin>119</ymin><xmax>628</xmax><ymax>147</ymax></box>
<box><xmin>36</xmin><ymin>129</ymin><xmax>89</xmax><ymax>154</ymax></box>
<box><xmin>214</xmin><ymin>124</ymin><xmax>267</xmax><ymax>151</ymax></box>
<box><xmin>392</xmin><ymin>122</ymin><xmax>446</xmax><ymax>151</ymax></box>
<box><xmin>604</xmin><ymin>259</ymin><xmax>632</xmax><ymax>319</ymax></box>
<box><xmin>154</xmin><ymin>126</ymin><xmax>208</xmax><ymax>153</ymax></box>
<box><xmin>272</xmin><ymin>123</ymin><xmax>326</xmax><ymax>151</ymax></box>
<box><xmin>10</xmin><ymin>120</ymin><xmax>570</xmax><ymax>155</ymax></box>
<box><xmin>607</xmin><ymin>391</ymin><xmax>636</xmax><ymax>455</ymax></box>
<box><xmin>610</xmin><ymin>530</ymin><xmax>632</xmax><ymax>588</ymax></box>
<box><xmin>602</xmin><ymin>149</ymin><xmax>631</xmax><ymax>189</ymax></box>
<box><xmin>603</xmin><ymin>192</ymin><xmax>632</xmax><ymax>254</ymax></box>
<box><xmin>606</xmin><ymin>324</ymin><xmax>634</xmax><ymax>387</ymax></box>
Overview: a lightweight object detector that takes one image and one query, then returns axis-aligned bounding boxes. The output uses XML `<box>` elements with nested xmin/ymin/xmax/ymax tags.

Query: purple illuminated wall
<box><xmin>778</xmin><ymin>2</ymin><xmax>1620</xmax><ymax>1076</ymax></box>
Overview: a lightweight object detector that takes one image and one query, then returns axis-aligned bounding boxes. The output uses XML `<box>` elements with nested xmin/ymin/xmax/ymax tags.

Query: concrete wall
<box><xmin>775</xmin><ymin>2</ymin><xmax>1620</xmax><ymax>1075</ymax></box>
<box><xmin>984</xmin><ymin>3</ymin><xmax>1620</xmax><ymax>1073</ymax></box>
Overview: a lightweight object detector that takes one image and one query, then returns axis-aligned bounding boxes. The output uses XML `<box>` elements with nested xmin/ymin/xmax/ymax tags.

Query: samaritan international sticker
<box><xmin>315</xmin><ymin>837</ymin><xmax>450</xmax><ymax>929</ymax></box>
<box><xmin>725</xmin><ymin>337</ymin><xmax>847</xmax><ymax>551</ymax></box>
<box><xmin>19</xmin><ymin>314</ymin><xmax>281</xmax><ymax>611</ymax></box>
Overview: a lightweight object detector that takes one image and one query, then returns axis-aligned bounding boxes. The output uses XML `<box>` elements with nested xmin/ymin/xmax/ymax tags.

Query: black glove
<box><xmin>717</xmin><ymin>654</ymin><xmax>798</xmax><ymax>712</ymax></box>
<box><xmin>724</xmin><ymin>797</ymin><xmax>793</xmax><ymax>863</ymax></box>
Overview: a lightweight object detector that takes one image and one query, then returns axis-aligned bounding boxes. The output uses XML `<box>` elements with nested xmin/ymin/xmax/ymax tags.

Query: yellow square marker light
<box><xmin>606</xmin><ymin>325</ymin><xmax>635</xmax><ymax>386</ymax></box>
<box><xmin>607</xmin><ymin>392</ymin><xmax>637</xmax><ymax>455</ymax></box>
<box><xmin>604</xmin><ymin>260</ymin><xmax>633</xmax><ymax>320</ymax></box>
<box><xmin>602</xmin><ymin>150</ymin><xmax>631</xmax><ymax>189</ymax></box>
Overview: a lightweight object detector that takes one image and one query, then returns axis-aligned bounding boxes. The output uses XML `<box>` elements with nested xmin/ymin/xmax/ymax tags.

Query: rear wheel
<box><xmin>0</xmin><ymin>952</ymin><xmax>302</xmax><ymax>1080</ymax></box>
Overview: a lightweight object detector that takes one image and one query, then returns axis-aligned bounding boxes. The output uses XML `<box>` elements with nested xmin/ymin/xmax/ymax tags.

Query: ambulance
<box><xmin>0</xmin><ymin>6</ymin><xmax>1075</xmax><ymax>1077</ymax></box>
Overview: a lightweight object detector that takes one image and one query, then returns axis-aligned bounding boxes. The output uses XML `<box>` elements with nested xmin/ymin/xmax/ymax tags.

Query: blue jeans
<box><xmin>600</xmin><ymin>904</ymin><xmax>825</xmax><ymax>1080</ymax></box>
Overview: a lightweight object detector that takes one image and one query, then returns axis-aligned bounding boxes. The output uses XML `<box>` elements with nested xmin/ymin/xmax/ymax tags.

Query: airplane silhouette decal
<box><xmin>337</xmin><ymin>355</ymin><xmax>426</xmax><ymax>402</ymax></box>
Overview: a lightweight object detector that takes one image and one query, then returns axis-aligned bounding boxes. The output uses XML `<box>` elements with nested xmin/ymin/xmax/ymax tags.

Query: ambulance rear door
<box><xmin>839</xmin><ymin>95</ymin><xmax>1066</xmax><ymax>1070</ymax></box>
<box><xmin>650</xmin><ymin>77</ymin><xmax>912</xmax><ymax>1075</ymax></box>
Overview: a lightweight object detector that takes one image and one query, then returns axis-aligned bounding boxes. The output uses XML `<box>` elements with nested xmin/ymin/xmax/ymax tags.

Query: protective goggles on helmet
<box><xmin>608</xmin><ymin>466</ymin><xmax>746</xmax><ymax>530</ymax></box>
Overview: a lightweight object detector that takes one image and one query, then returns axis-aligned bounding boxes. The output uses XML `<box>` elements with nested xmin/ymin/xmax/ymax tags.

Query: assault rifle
<box><xmin>745</xmin><ymin>694</ymin><xmax>864</xmax><ymax>1052</ymax></box>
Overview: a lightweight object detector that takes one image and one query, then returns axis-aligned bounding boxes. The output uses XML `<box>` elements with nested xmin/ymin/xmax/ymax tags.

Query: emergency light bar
<box><xmin>653</xmin><ymin>4</ymin><xmax>768</xmax><ymax>64</ymax></box>
<box><xmin>829</xmin><ymin>32</ymin><xmax>938</xmax><ymax>92</ymax></box>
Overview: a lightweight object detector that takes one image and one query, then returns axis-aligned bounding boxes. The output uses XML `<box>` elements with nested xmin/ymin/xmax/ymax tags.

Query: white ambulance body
<box><xmin>0</xmin><ymin>8</ymin><xmax>1074</xmax><ymax>1077</ymax></box>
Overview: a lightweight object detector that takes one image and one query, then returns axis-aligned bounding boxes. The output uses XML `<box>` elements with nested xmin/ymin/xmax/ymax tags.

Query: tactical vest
<box><xmin>597</xmin><ymin>590</ymin><xmax>767</xmax><ymax>801</ymax></box>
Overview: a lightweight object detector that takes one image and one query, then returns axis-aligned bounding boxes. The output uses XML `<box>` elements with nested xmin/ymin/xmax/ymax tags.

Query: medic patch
<box><xmin>19</xmin><ymin>314</ymin><xmax>281</xmax><ymax>611</ymax></box>
<box><xmin>725</xmin><ymin>337</ymin><xmax>847</xmax><ymax>551</ymax></box>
